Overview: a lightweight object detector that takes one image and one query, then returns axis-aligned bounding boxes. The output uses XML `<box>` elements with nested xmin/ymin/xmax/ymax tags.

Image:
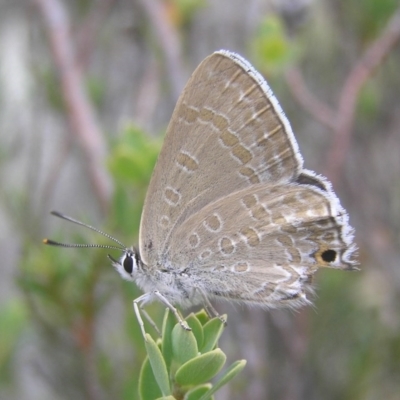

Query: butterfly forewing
<box><xmin>139</xmin><ymin>51</ymin><xmax>303</xmax><ymax>266</ymax></box>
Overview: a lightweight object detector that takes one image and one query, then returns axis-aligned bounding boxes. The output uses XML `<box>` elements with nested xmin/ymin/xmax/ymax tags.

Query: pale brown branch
<box><xmin>136</xmin><ymin>0</ymin><xmax>185</xmax><ymax>101</ymax></box>
<box><xmin>326</xmin><ymin>6</ymin><xmax>400</xmax><ymax>185</ymax></box>
<box><xmin>33</xmin><ymin>0</ymin><xmax>112</xmax><ymax>214</ymax></box>
<box><xmin>285</xmin><ymin>67</ymin><xmax>336</xmax><ymax>129</ymax></box>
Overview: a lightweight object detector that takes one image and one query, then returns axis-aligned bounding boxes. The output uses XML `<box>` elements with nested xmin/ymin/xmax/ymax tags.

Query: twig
<box><xmin>33</xmin><ymin>0</ymin><xmax>112</xmax><ymax>214</ymax></box>
<box><xmin>284</xmin><ymin>7</ymin><xmax>400</xmax><ymax>186</ymax></box>
<box><xmin>325</xmin><ymin>6</ymin><xmax>400</xmax><ymax>185</ymax></box>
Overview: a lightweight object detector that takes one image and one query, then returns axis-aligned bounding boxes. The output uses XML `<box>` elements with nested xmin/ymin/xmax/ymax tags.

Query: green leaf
<box><xmin>138</xmin><ymin>356</ymin><xmax>163</xmax><ymax>400</ymax></box>
<box><xmin>195</xmin><ymin>309</ymin><xmax>209</xmax><ymax>325</ymax></box>
<box><xmin>172</xmin><ymin>323</ymin><xmax>198</xmax><ymax>365</ymax></box>
<box><xmin>185</xmin><ymin>313</ymin><xmax>204</xmax><ymax>349</ymax></box>
<box><xmin>144</xmin><ymin>333</ymin><xmax>171</xmax><ymax>396</ymax></box>
<box><xmin>175</xmin><ymin>349</ymin><xmax>226</xmax><ymax>386</ymax></box>
<box><xmin>161</xmin><ymin>308</ymin><xmax>176</xmax><ymax>370</ymax></box>
<box><xmin>198</xmin><ymin>360</ymin><xmax>247</xmax><ymax>400</ymax></box>
<box><xmin>184</xmin><ymin>384</ymin><xmax>213</xmax><ymax>400</ymax></box>
<box><xmin>155</xmin><ymin>396</ymin><xmax>177</xmax><ymax>400</ymax></box>
<box><xmin>184</xmin><ymin>384</ymin><xmax>212</xmax><ymax>400</ymax></box>
<box><xmin>200</xmin><ymin>317</ymin><xmax>225</xmax><ymax>353</ymax></box>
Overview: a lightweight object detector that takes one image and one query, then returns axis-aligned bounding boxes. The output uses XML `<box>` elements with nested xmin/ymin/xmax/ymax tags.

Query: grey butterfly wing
<box><xmin>165</xmin><ymin>175</ymin><xmax>357</xmax><ymax>306</ymax></box>
<box><xmin>139</xmin><ymin>50</ymin><xmax>303</xmax><ymax>266</ymax></box>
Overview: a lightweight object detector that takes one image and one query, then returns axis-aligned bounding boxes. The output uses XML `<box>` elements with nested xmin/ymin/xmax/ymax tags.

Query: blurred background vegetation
<box><xmin>1</xmin><ymin>0</ymin><xmax>400</xmax><ymax>399</ymax></box>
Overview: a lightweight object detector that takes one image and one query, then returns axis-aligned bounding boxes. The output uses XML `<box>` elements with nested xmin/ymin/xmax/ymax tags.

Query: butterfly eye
<box><xmin>123</xmin><ymin>255</ymin><xmax>134</xmax><ymax>274</ymax></box>
<box><xmin>321</xmin><ymin>249</ymin><xmax>337</xmax><ymax>263</ymax></box>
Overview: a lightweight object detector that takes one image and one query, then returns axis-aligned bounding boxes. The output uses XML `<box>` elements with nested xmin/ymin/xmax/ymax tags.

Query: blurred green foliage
<box><xmin>170</xmin><ymin>0</ymin><xmax>206</xmax><ymax>27</ymax></box>
<box><xmin>1</xmin><ymin>1</ymin><xmax>400</xmax><ymax>399</ymax></box>
<box><xmin>1</xmin><ymin>124</ymin><xmax>162</xmax><ymax>399</ymax></box>
<box><xmin>0</xmin><ymin>300</ymin><xmax>27</xmax><ymax>384</ymax></box>
<box><xmin>108</xmin><ymin>124</ymin><xmax>162</xmax><ymax>237</ymax></box>
<box><xmin>40</xmin><ymin>68</ymin><xmax>106</xmax><ymax>112</ymax></box>
<box><xmin>251</xmin><ymin>16</ymin><xmax>298</xmax><ymax>76</ymax></box>
<box><xmin>344</xmin><ymin>0</ymin><xmax>398</xmax><ymax>40</ymax></box>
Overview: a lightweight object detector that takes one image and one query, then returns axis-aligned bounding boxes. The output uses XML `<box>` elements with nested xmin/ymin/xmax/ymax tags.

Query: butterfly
<box><xmin>45</xmin><ymin>50</ymin><xmax>358</xmax><ymax>333</ymax></box>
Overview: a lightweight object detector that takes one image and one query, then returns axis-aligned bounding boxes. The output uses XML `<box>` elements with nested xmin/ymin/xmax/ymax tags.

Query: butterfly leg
<box><xmin>194</xmin><ymin>287</ymin><xmax>227</xmax><ymax>326</ymax></box>
<box><xmin>153</xmin><ymin>290</ymin><xmax>191</xmax><ymax>331</ymax></box>
<box><xmin>141</xmin><ymin>308</ymin><xmax>161</xmax><ymax>336</ymax></box>
<box><xmin>133</xmin><ymin>293</ymin><xmax>151</xmax><ymax>338</ymax></box>
<box><xmin>133</xmin><ymin>293</ymin><xmax>163</xmax><ymax>337</ymax></box>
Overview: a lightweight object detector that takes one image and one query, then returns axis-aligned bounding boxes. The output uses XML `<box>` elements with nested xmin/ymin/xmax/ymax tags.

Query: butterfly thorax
<box><xmin>111</xmin><ymin>248</ymin><xmax>203</xmax><ymax>306</ymax></box>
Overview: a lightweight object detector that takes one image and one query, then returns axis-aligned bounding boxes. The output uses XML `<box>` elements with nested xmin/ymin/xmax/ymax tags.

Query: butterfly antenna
<box><xmin>42</xmin><ymin>239</ymin><xmax>124</xmax><ymax>251</ymax></box>
<box><xmin>43</xmin><ymin>211</ymin><xmax>126</xmax><ymax>250</ymax></box>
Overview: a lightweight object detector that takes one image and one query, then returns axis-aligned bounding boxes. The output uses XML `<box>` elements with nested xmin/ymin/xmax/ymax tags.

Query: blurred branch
<box><xmin>33</xmin><ymin>0</ymin><xmax>112</xmax><ymax>214</ymax></box>
<box><xmin>285</xmin><ymin>6</ymin><xmax>400</xmax><ymax>186</ymax></box>
<box><xmin>137</xmin><ymin>0</ymin><xmax>185</xmax><ymax>101</ymax></box>
<box><xmin>285</xmin><ymin>67</ymin><xmax>336</xmax><ymax>130</ymax></box>
<box><xmin>75</xmin><ymin>0</ymin><xmax>118</xmax><ymax>71</ymax></box>
<box><xmin>326</xmin><ymin>6</ymin><xmax>400</xmax><ymax>186</ymax></box>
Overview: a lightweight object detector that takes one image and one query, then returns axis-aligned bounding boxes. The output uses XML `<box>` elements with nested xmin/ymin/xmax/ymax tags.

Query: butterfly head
<box><xmin>108</xmin><ymin>248</ymin><xmax>140</xmax><ymax>282</ymax></box>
